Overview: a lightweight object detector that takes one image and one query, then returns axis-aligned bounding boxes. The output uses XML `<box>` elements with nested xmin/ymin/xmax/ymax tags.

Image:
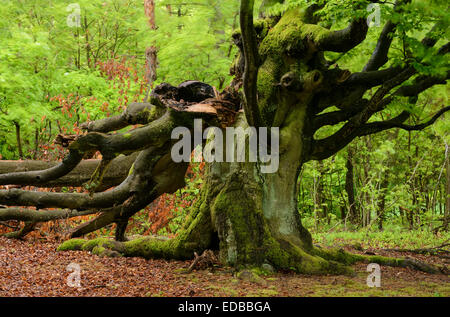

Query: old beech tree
<box><xmin>0</xmin><ymin>0</ymin><xmax>449</xmax><ymax>274</ymax></box>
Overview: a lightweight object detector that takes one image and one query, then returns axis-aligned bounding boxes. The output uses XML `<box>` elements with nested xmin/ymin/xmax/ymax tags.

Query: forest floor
<box><xmin>0</xmin><ymin>236</ymin><xmax>449</xmax><ymax>297</ymax></box>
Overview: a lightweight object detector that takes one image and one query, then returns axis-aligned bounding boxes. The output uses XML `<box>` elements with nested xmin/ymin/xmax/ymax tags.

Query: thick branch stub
<box><xmin>0</xmin><ymin>149</ymin><xmax>83</xmax><ymax>186</ymax></box>
<box><xmin>0</xmin><ymin>153</ymin><xmax>137</xmax><ymax>189</ymax></box>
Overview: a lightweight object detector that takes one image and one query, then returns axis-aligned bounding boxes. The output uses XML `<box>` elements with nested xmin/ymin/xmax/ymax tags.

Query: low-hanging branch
<box><xmin>0</xmin><ymin>207</ymin><xmax>94</xmax><ymax>223</ymax></box>
<box><xmin>0</xmin><ymin>178</ymin><xmax>134</xmax><ymax>210</ymax></box>
<box><xmin>0</xmin><ymin>152</ymin><xmax>136</xmax><ymax>189</ymax></box>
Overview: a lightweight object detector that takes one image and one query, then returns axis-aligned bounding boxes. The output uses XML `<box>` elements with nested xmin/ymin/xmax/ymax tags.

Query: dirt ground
<box><xmin>0</xmin><ymin>237</ymin><xmax>448</xmax><ymax>297</ymax></box>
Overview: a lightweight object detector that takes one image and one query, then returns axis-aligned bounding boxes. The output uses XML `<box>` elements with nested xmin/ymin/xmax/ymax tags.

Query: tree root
<box><xmin>381</xmin><ymin>241</ymin><xmax>450</xmax><ymax>258</ymax></box>
<box><xmin>314</xmin><ymin>246</ymin><xmax>449</xmax><ymax>275</ymax></box>
<box><xmin>57</xmin><ymin>235</ymin><xmax>448</xmax><ymax>275</ymax></box>
<box><xmin>58</xmin><ymin>235</ymin><xmax>200</xmax><ymax>260</ymax></box>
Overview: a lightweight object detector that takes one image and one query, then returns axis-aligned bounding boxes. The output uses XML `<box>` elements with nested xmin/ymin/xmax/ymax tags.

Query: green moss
<box><xmin>206</xmin><ymin>285</ymin><xmax>239</xmax><ymax>297</ymax></box>
<box><xmin>247</xmin><ymin>288</ymin><xmax>279</xmax><ymax>297</ymax></box>
<box><xmin>210</xmin><ymin>170</ymin><xmax>353</xmax><ymax>275</ymax></box>
<box><xmin>257</xmin><ymin>57</ymin><xmax>283</xmax><ymax>124</ymax></box>
<box><xmin>255</xmin><ymin>7</ymin><xmax>329</xmax><ymax>126</ymax></box>
<box><xmin>237</xmin><ymin>270</ymin><xmax>267</xmax><ymax>285</ymax></box>
<box><xmin>57</xmin><ymin>238</ymin><xmax>86</xmax><ymax>251</ymax></box>
<box><xmin>211</xmin><ymin>182</ymin><xmax>268</xmax><ymax>266</ymax></box>
<box><xmin>128</xmin><ymin>162</ymin><xmax>135</xmax><ymax>176</ymax></box>
<box><xmin>364</xmin><ymin>255</ymin><xmax>403</xmax><ymax>267</ymax></box>
<box><xmin>139</xmin><ymin>106</ymin><xmax>160</xmax><ymax>122</ymax></box>
<box><xmin>122</xmin><ymin>233</ymin><xmax>200</xmax><ymax>260</ymax></box>
<box><xmin>92</xmin><ymin>246</ymin><xmax>106</xmax><ymax>256</ymax></box>
<box><xmin>313</xmin><ymin>247</ymin><xmax>364</xmax><ymax>265</ymax></box>
<box><xmin>81</xmin><ymin>237</ymin><xmax>112</xmax><ymax>251</ymax></box>
<box><xmin>259</xmin><ymin>8</ymin><xmax>330</xmax><ymax>58</ymax></box>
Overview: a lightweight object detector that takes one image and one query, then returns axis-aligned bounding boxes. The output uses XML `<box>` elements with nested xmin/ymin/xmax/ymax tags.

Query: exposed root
<box><xmin>57</xmin><ymin>235</ymin><xmax>448</xmax><ymax>275</ymax></box>
<box><xmin>381</xmin><ymin>241</ymin><xmax>450</xmax><ymax>258</ymax></box>
<box><xmin>314</xmin><ymin>246</ymin><xmax>448</xmax><ymax>275</ymax></box>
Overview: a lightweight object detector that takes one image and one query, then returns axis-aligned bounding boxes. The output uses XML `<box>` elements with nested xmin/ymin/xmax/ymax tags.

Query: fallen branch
<box><xmin>186</xmin><ymin>250</ymin><xmax>219</xmax><ymax>273</ymax></box>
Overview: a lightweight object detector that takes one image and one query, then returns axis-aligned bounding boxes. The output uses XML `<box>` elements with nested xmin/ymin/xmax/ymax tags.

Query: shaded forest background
<box><xmin>0</xmin><ymin>0</ymin><xmax>448</xmax><ymax>249</ymax></box>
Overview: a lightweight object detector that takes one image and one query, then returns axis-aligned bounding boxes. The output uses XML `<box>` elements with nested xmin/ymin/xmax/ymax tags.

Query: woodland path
<box><xmin>0</xmin><ymin>237</ymin><xmax>448</xmax><ymax>297</ymax></box>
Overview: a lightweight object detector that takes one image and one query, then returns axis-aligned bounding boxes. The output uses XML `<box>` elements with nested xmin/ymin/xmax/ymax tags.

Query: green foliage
<box><xmin>312</xmin><ymin>223</ymin><xmax>450</xmax><ymax>250</ymax></box>
<box><xmin>300</xmin><ymin>104</ymin><xmax>449</xmax><ymax>232</ymax></box>
<box><xmin>151</xmin><ymin>0</ymin><xmax>240</xmax><ymax>87</ymax></box>
<box><xmin>0</xmin><ymin>0</ymin><xmax>240</xmax><ymax>160</ymax></box>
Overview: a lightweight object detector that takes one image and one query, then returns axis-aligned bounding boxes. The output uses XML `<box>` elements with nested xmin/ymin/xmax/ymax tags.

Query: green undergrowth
<box><xmin>309</xmin><ymin>279</ymin><xmax>450</xmax><ymax>297</ymax></box>
<box><xmin>310</xmin><ymin>223</ymin><xmax>450</xmax><ymax>250</ymax></box>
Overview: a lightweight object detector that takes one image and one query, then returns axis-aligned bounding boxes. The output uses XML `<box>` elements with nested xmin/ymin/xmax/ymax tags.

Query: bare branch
<box><xmin>81</xmin><ymin>102</ymin><xmax>165</xmax><ymax>133</ymax></box>
<box><xmin>363</xmin><ymin>21</ymin><xmax>397</xmax><ymax>71</ymax></box>
<box><xmin>395</xmin><ymin>71</ymin><xmax>450</xmax><ymax>97</ymax></box>
<box><xmin>0</xmin><ymin>153</ymin><xmax>137</xmax><ymax>189</ymax></box>
<box><xmin>345</xmin><ymin>67</ymin><xmax>401</xmax><ymax>87</ymax></box>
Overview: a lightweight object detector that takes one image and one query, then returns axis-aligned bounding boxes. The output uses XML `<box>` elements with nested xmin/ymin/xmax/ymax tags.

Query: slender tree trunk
<box><xmin>13</xmin><ymin>121</ymin><xmax>24</xmax><ymax>160</ymax></box>
<box><xmin>377</xmin><ymin>177</ymin><xmax>388</xmax><ymax>230</ymax></box>
<box><xmin>376</xmin><ymin>130</ymin><xmax>399</xmax><ymax>230</ymax></box>
<box><xmin>143</xmin><ymin>0</ymin><xmax>158</xmax><ymax>102</ymax></box>
<box><xmin>362</xmin><ymin>136</ymin><xmax>372</xmax><ymax>227</ymax></box>
<box><xmin>345</xmin><ymin>146</ymin><xmax>358</xmax><ymax>224</ymax></box>
<box><xmin>33</xmin><ymin>128</ymin><xmax>39</xmax><ymax>160</ymax></box>
<box><xmin>314</xmin><ymin>161</ymin><xmax>326</xmax><ymax>228</ymax></box>
<box><xmin>445</xmin><ymin>142</ymin><xmax>450</xmax><ymax>230</ymax></box>
<box><xmin>84</xmin><ymin>15</ymin><xmax>92</xmax><ymax>68</ymax></box>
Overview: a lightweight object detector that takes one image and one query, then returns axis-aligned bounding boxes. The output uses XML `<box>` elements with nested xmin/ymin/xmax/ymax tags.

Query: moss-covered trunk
<box><xmin>205</xmin><ymin>108</ymin><xmax>350</xmax><ymax>274</ymax></box>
